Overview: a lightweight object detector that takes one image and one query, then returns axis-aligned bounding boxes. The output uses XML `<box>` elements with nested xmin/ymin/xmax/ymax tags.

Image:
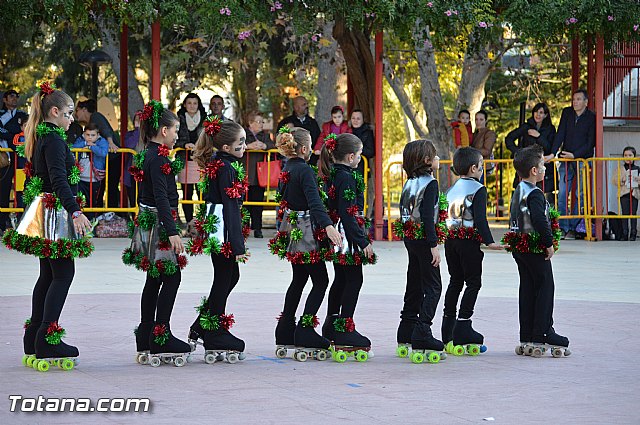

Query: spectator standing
<box><xmin>0</xmin><ymin>89</ymin><xmax>28</xmax><ymax>234</ymax></box>
<box><xmin>551</xmin><ymin>89</ymin><xmax>596</xmax><ymax>239</ymax></box>
<box><xmin>277</xmin><ymin>96</ymin><xmax>321</xmax><ymax>165</ymax></box>
<box><xmin>209</xmin><ymin>95</ymin><xmax>231</xmax><ymax>121</ymax></box>
<box><xmin>71</xmin><ymin>123</ymin><xmax>109</xmax><ymax>217</ymax></box>
<box><xmin>314</xmin><ymin>105</ymin><xmax>351</xmax><ymax>155</ymax></box>
<box><xmin>76</xmin><ymin>99</ymin><xmax>121</xmax><ymax>212</ymax></box>
<box><xmin>123</xmin><ymin>111</ymin><xmax>141</xmax><ymax>213</ymax></box>
<box><xmin>350</xmin><ymin>109</ymin><xmax>375</xmax><ymax>218</ymax></box>
<box><xmin>505</xmin><ymin>102</ymin><xmax>557</xmax><ymax>199</ymax></box>
<box><xmin>617</xmin><ymin>146</ymin><xmax>640</xmax><ymax>241</ymax></box>
<box><xmin>471</xmin><ymin>110</ymin><xmax>497</xmax><ymax>181</ymax></box>
<box><xmin>177</xmin><ymin>93</ymin><xmax>207</xmax><ymax>223</ymax></box>
<box><xmin>451</xmin><ymin>109</ymin><xmax>473</xmax><ymax>149</ymax></box>
<box><xmin>243</xmin><ymin>111</ymin><xmax>275</xmax><ymax>238</ymax></box>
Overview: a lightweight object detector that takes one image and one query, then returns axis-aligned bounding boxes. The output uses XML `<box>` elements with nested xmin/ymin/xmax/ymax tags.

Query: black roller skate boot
<box><xmin>450</xmin><ymin>319</ymin><xmax>484</xmax><ymax>356</ymax></box>
<box><xmin>201</xmin><ymin>313</ymin><xmax>246</xmax><ymax>364</ymax></box>
<box><xmin>410</xmin><ymin>325</ymin><xmax>445</xmax><ymax>364</ymax></box>
<box><xmin>331</xmin><ymin>317</ymin><xmax>372</xmax><ymax>363</ymax></box>
<box><xmin>33</xmin><ymin>322</ymin><xmax>79</xmax><ymax>372</ymax></box>
<box><xmin>531</xmin><ymin>328</ymin><xmax>570</xmax><ymax>358</ymax></box>
<box><xmin>134</xmin><ymin>321</ymin><xmax>154</xmax><ymax>365</ymax></box>
<box><xmin>188</xmin><ymin>296</ymin><xmax>209</xmax><ymax>349</ymax></box>
<box><xmin>441</xmin><ymin>315</ymin><xmax>456</xmax><ymax>354</ymax></box>
<box><xmin>275</xmin><ymin>313</ymin><xmax>296</xmax><ymax>359</ymax></box>
<box><xmin>396</xmin><ymin>318</ymin><xmax>417</xmax><ymax>358</ymax></box>
<box><xmin>292</xmin><ymin>314</ymin><xmax>331</xmax><ymax>362</ymax></box>
<box><xmin>322</xmin><ymin>314</ymin><xmax>339</xmax><ymax>342</ymax></box>
<box><xmin>148</xmin><ymin>323</ymin><xmax>192</xmax><ymax>367</ymax></box>
<box><xmin>22</xmin><ymin>319</ymin><xmax>40</xmax><ymax>368</ymax></box>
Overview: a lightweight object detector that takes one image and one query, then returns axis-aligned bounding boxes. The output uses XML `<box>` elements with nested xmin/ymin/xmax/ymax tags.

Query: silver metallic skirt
<box><xmin>280</xmin><ymin>209</ymin><xmax>322</xmax><ymax>254</ymax></box>
<box><xmin>129</xmin><ymin>204</ymin><xmax>179</xmax><ymax>263</ymax></box>
<box><xmin>17</xmin><ymin>194</ymin><xmax>78</xmax><ymax>241</ymax></box>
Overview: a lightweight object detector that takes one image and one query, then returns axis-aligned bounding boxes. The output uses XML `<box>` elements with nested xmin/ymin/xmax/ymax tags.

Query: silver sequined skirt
<box><xmin>129</xmin><ymin>204</ymin><xmax>179</xmax><ymax>263</ymax></box>
<box><xmin>16</xmin><ymin>194</ymin><xmax>78</xmax><ymax>241</ymax></box>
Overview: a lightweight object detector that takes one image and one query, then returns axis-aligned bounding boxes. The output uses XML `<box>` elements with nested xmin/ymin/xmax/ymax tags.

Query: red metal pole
<box><xmin>594</xmin><ymin>37</ymin><xmax>605</xmax><ymax>241</ymax></box>
<box><xmin>587</xmin><ymin>38</ymin><xmax>594</xmax><ymax>105</ymax></box>
<box><xmin>151</xmin><ymin>20</ymin><xmax>161</xmax><ymax>100</ymax></box>
<box><xmin>374</xmin><ymin>31</ymin><xmax>384</xmax><ymax>241</ymax></box>
<box><xmin>571</xmin><ymin>37</ymin><xmax>580</xmax><ymax>93</ymax></box>
<box><xmin>120</xmin><ymin>24</ymin><xmax>129</xmax><ymax>142</ymax></box>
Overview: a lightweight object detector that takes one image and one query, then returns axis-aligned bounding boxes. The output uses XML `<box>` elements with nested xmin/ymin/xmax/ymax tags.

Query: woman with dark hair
<box><xmin>505</xmin><ymin>102</ymin><xmax>557</xmax><ymax>194</ymax></box>
<box><xmin>176</xmin><ymin>93</ymin><xmax>207</xmax><ymax>224</ymax></box>
<box><xmin>471</xmin><ymin>110</ymin><xmax>496</xmax><ymax>179</ymax></box>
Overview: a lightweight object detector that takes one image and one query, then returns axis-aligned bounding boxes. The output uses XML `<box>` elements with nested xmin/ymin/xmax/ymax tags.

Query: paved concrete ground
<box><xmin>1</xmin><ymin>232</ymin><xmax>638</xmax><ymax>424</ymax></box>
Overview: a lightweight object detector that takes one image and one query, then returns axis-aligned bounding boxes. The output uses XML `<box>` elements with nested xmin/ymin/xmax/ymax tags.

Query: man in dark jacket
<box><xmin>551</xmin><ymin>89</ymin><xmax>596</xmax><ymax>239</ymax></box>
<box><xmin>0</xmin><ymin>89</ymin><xmax>28</xmax><ymax>233</ymax></box>
<box><xmin>277</xmin><ymin>96</ymin><xmax>321</xmax><ymax>164</ymax></box>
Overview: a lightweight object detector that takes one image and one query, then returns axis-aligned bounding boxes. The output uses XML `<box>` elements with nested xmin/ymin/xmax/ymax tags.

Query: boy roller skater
<box><xmin>442</xmin><ymin>147</ymin><xmax>503</xmax><ymax>356</ymax></box>
<box><xmin>503</xmin><ymin>145</ymin><xmax>570</xmax><ymax>358</ymax></box>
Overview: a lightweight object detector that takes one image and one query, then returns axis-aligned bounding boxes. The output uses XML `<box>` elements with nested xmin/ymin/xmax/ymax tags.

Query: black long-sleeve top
<box><xmin>32</xmin><ymin>122</ymin><xmax>80</xmax><ymax>215</ymax></box>
<box><xmin>351</xmin><ymin>124</ymin><xmax>375</xmax><ymax>176</ymax></box>
<box><xmin>139</xmin><ymin>142</ymin><xmax>179</xmax><ymax>237</ymax></box>
<box><xmin>527</xmin><ymin>188</ymin><xmax>553</xmax><ymax>249</ymax></box>
<box><xmin>505</xmin><ymin>118</ymin><xmax>556</xmax><ymax>156</ymax></box>
<box><xmin>415</xmin><ymin>179</ymin><xmax>439</xmax><ymax>248</ymax></box>
<box><xmin>279</xmin><ymin>157</ymin><xmax>332</xmax><ymax>229</ymax></box>
<box><xmin>471</xmin><ymin>186</ymin><xmax>495</xmax><ymax>245</ymax></box>
<box><xmin>328</xmin><ymin>164</ymin><xmax>369</xmax><ymax>249</ymax></box>
<box><xmin>204</xmin><ymin>152</ymin><xmax>245</xmax><ymax>256</ymax></box>
<box><xmin>551</xmin><ymin>107</ymin><xmax>595</xmax><ymax>159</ymax></box>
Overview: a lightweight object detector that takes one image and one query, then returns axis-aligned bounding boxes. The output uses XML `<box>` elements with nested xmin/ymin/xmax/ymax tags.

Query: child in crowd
<box><xmin>72</xmin><ymin>122</ymin><xmax>108</xmax><ymax>216</ymax></box>
<box><xmin>314</xmin><ymin>105</ymin><xmax>351</xmax><ymax>156</ymax></box>
<box><xmin>269</xmin><ymin>127</ymin><xmax>342</xmax><ymax>361</ymax></box>
<box><xmin>503</xmin><ymin>144</ymin><xmax>569</xmax><ymax>358</ymax></box>
<box><xmin>617</xmin><ymin>146</ymin><xmax>640</xmax><ymax>241</ymax></box>
<box><xmin>123</xmin><ymin>100</ymin><xmax>191</xmax><ymax>367</ymax></box>
<box><xmin>186</xmin><ymin>117</ymin><xmax>251</xmax><ymax>363</ymax></box>
<box><xmin>441</xmin><ymin>147</ymin><xmax>503</xmax><ymax>356</ymax></box>
<box><xmin>320</xmin><ymin>133</ymin><xmax>376</xmax><ymax>360</ymax></box>
<box><xmin>12</xmin><ymin>117</ymin><xmax>28</xmax><ymax>216</ymax></box>
<box><xmin>394</xmin><ymin>139</ymin><xmax>446</xmax><ymax>364</ymax></box>
<box><xmin>451</xmin><ymin>109</ymin><xmax>473</xmax><ymax>149</ymax></box>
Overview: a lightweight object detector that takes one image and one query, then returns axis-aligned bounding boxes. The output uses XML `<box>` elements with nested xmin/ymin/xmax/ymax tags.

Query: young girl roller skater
<box><xmin>268</xmin><ymin>127</ymin><xmax>342</xmax><ymax>361</ymax></box>
<box><xmin>123</xmin><ymin>100</ymin><xmax>191</xmax><ymax>367</ymax></box>
<box><xmin>3</xmin><ymin>83</ymin><xmax>93</xmax><ymax>372</ymax></box>
<box><xmin>393</xmin><ymin>139</ymin><xmax>447</xmax><ymax>364</ymax></box>
<box><xmin>186</xmin><ymin>116</ymin><xmax>250</xmax><ymax>364</ymax></box>
<box><xmin>319</xmin><ymin>133</ymin><xmax>376</xmax><ymax>363</ymax></box>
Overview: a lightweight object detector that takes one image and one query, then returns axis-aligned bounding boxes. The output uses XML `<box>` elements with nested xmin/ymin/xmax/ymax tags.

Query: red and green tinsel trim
<box><xmin>279</xmin><ymin>171</ymin><xmax>290</xmax><ymax>184</ymax></box>
<box><xmin>157</xmin><ymin>144</ymin><xmax>170</xmax><ymax>157</ymax></box>
<box><xmin>45</xmin><ymin>322</ymin><xmax>65</xmax><ymax>345</ymax></box>
<box><xmin>140</xmin><ymin>100</ymin><xmax>164</xmax><ymax>131</ymax></box>
<box><xmin>300</xmin><ymin>314</ymin><xmax>320</xmax><ymax>328</ymax></box>
<box><xmin>268</xmin><ymin>231</ymin><xmax>334</xmax><ymax>264</ymax></box>
<box><xmin>36</xmin><ymin>123</ymin><xmax>67</xmax><ymax>140</ymax></box>
<box><xmin>392</xmin><ymin>192</ymin><xmax>448</xmax><ymax>244</ymax></box>
<box><xmin>3</xmin><ymin>229</ymin><xmax>94</xmax><ymax>259</ymax></box>
<box><xmin>23</xmin><ymin>318</ymin><xmax>32</xmax><ymax>330</ymax></box>
<box><xmin>194</xmin><ymin>296</ymin><xmax>209</xmax><ymax>314</ymax></box>
<box><xmin>501</xmin><ymin>208</ymin><xmax>562</xmax><ymax>254</ymax></box>
<box><xmin>121</xmin><ymin>248</ymin><xmax>188</xmax><ymax>278</ymax></box>
<box><xmin>324</xmin><ymin>133</ymin><xmax>337</xmax><ymax>151</ymax></box>
<box><xmin>199</xmin><ymin>312</ymin><xmax>235</xmax><ymax>331</ymax></box>
<box><xmin>152</xmin><ymin>324</ymin><xmax>169</xmax><ymax>345</ymax></box>
<box><xmin>446</xmin><ymin>226</ymin><xmax>483</xmax><ymax>242</ymax></box>
<box><xmin>333</xmin><ymin>317</ymin><xmax>355</xmax><ymax>333</ymax></box>
<box><xmin>332</xmin><ymin>251</ymin><xmax>377</xmax><ymax>266</ymax></box>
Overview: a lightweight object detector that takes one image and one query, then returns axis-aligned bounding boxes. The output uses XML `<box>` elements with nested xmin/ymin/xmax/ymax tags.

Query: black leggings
<box><xmin>140</xmin><ymin>271</ymin><xmax>181</xmax><ymax>325</ymax></box>
<box><xmin>513</xmin><ymin>253</ymin><xmax>555</xmax><ymax>342</ymax></box>
<box><xmin>207</xmin><ymin>254</ymin><xmax>240</xmax><ymax>315</ymax></box>
<box><xmin>282</xmin><ymin>263</ymin><xmax>329</xmax><ymax>317</ymax></box>
<box><xmin>326</xmin><ymin>264</ymin><xmax>363</xmax><ymax>318</ymax></box>
<box><xmin>31</xmin><ymin>258</ymin><xmax>75</xmax><ymax>324</ymax></box>
<box><xmin>444</xmin><ymin>239</ymin><xmax>483</xmax><ymax>319</ymax></box>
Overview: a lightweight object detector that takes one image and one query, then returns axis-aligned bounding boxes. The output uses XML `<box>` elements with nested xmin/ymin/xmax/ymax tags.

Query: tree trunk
<box><xmin>383</xmin><ymin>55</ymin><xmax>428</xmax><ymax>139</ymax></box>
<box><xmin>455</xmin><ymin>33</ymin><xmax>494</xmax><ymax>118</ymax></box>
<box><xmin>315</xmin><ymin>21</ymin><xmax>339</xmax><ymax>124</ymax></box>
<box><xmin>413</xmin><ymin>19</ymin><xmax>451</xmax><ymax>162</ymax></box>
<box><xmin>244</xmin><ymin>58</ymin><xmax>259</xmax><ymax>116</ymax></box>
<box><xmin>97</xmin><ymin>17</ymin><xmax>144</xmax><ymax>123</ymax></box>
<box><xmin>333</xmin><ymin>18</ymin><xmax>375</xmax><ymax>123</ymax></box>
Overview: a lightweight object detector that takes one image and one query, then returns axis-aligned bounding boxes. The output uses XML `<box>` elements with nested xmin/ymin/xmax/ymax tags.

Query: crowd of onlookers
<box><xmin>1</xmin><ymin>88</ymin><xmax>638</xmax><ymax>240</ymax></box>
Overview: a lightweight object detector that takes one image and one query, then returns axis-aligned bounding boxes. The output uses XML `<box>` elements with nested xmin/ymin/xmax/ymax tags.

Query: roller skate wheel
<box><xmin>335</xmin><ymin>351</ymin><xmax>347</xmax><ymax>363</ymax></box>
<box><xmin>453</xmin><ymin>345</ymin><xmax>465</xmax><ymax>356</ymax></box>
<box><xmin>174</xmin><ymin>356</ymin><xmax>186</xmax><ymax>367</ymax></box>
<box><xmin>61</xmin><ymin>358</ymin><xmax>74</xmax><ymax>370</ymax></box>
<box><xmin>445</xmin><ymin>341</ymin><xmax>454</xmax><ymax>354</ymax></box>
<box><xmin>186</xmin><ymin>354</ymin><xmax>194</xmax><ymax>363</ymax></box>
<box><xmin>524</xmin><ymin>346</ymin><xmax>534</xmax><ymax>356</ymax></box>
<box><xmin>149</xmin><ymin>357</ymin><xmax>161</xmax><ymax>367</ymax></box>
<box><xmin>316</xmin><ymin>350</ymin><xmax>328</xmax><ymax>361</ymax></box>
<box><xmin>467</xmin><ymin>345</ymin><xmax>480</xmax><ymax>356</ymax></box>
<box><xmin>515</xmin><ymin>345</ymin><xmax>524</xmax><ymax>356</ymax></box>
<box><xmin>480</xmin><ymin>345</ymin><xmax>487</xmax><ymax>353</ymax></box>
<box><xmin>138</xmin><ymin>353</ymin><xmax>149</xmax><ymax>365</ymax></box>
<box><xmin>396</xmin><ymin>345</ymin><xmax>409</xmax><ymax>358</ymax></box>
<box><xmin>162</xmin><ymin>357</ymin><xmax>172</xmax><ymax>364</ymax></box>
<box><xmin>204</xmin><ymin>353</ymin><xmax>216</xmax><ymax>364</ymax></box>
<box><xmin>25</xmin><ymin>355</ymin><xmax>35</xmax><ymax>368</ymax></box>
<box><xmin>427</xmin><ymin>351</ymin><xmax>440</xmax><ymax>364</ymax></box>
<box><xmin>551</xmin><ymin>348</ymin><xmax>563</xmax><ymax>358</ymax></box>
<box><xmin>216</xmin><ymin>353</ymin><xmax>225</xmax><ymax>362</ymax></box>
<box><xmin>440</xmin><ymin>351</ymin><xmax>447</xmax><ymax>360</ymax></box>
<box><xmin>296</xmin><ymin>351</ymin><xmax>308</xmax><ymax>362</ymax></box>
<box><xmin>532</xmin><ymin>347</ymin><xmax>543</xmax><ymax>358</ymax></box>
<box><xmin>411</xmin><ymin>351</ymin><xmax>425</xmax><ymax>364</ymax></box>
<box><xmin>32</xmin><ymin>359</ymin><xmax>40</xmax><ymax>370</ymax></box>
<box><xmin>37</xmin><ymin>360</ymin><xmax>50</xmax><ymax>372</ymax></box>
<box><xmin>564</xmin><ymin>348</ymin><xmax>571</xmax><ymax>356</ymax></box>
<box><xmin>227</xmin><ymin>353</ymin><xmax>239</xmax><ymax>364</ymax></box>
<box><xmin>21</xmin><ymin>355</ymin><xmax>29</xmax><ymax>367</ymax></box>
<box><xmin>275</xmin><ymin>347</ymin><xmax>287</xmax><ymax>359</ymax></box>
<box><xmin>238</xmin><ymin>353</ymin><xmax>246</xmax><ymax>361</ymax></box>
<box><xmin>355</xmin><ymin>350</ymin><xmax>368</xmax><ymax>362</ymax></box>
